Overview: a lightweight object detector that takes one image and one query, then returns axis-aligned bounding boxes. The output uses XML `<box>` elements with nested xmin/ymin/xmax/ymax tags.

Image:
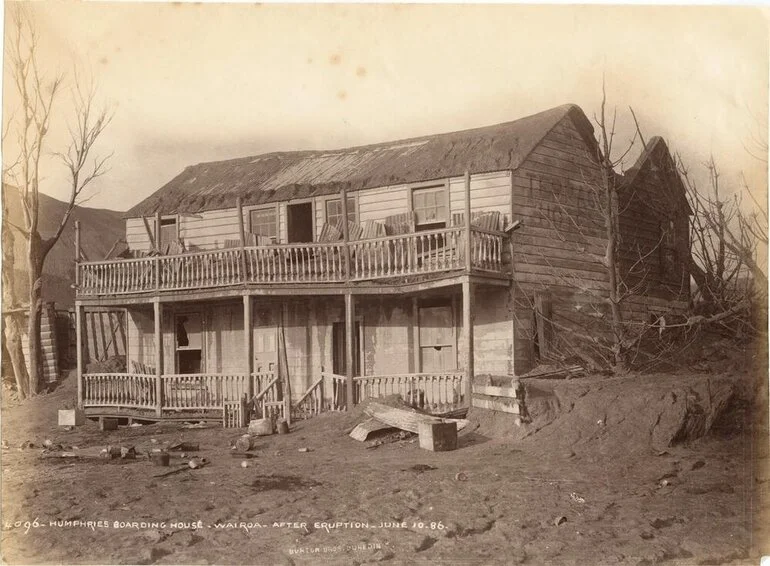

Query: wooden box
<box><xmin>100</xmin><ymin>417</ymin><xmax>119</xmax><ymax>431</ymax></box>
<box><xmin>418</xmin><ymin>421</ymin><xmax>458</xmax><ymax>452</ymax></box>
<box><xmin>58</xmin><ymin>409</ymin><xmax>85</xmax><ymax>427</ymax></box>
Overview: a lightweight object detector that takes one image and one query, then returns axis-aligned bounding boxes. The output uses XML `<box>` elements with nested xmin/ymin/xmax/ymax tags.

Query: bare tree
<box><xmin>516</xmin><ymin>85</ymin><xmax>693</xmax><ymax>373</ymax></box>
<box><xmin>677</xmin><ymin>156</ymin><xmax>767</xmax><ymax>335</ymax></box>
<box><xmin>2</xmin><ymin>7</ymin><xmax>113</xmax><ymax>398</ymax></box>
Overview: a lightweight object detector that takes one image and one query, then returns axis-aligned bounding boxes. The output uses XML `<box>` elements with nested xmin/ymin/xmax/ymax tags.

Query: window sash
<box><xmin>325</xmin><ymin>197</ymin><xmax>356</xmax><ymax>227</ymax></box>
<box><xmin>249</xmin><ymin>208</ymin><xmax>278</xmax><ymax>242</ymax></box>
<box><xmin>412</xmin><ymin>186</ymin><xmax>447</xmax><ymax>225</ymax></box>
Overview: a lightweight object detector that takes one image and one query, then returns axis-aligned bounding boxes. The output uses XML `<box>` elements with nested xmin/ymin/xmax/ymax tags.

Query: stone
<box><xmin>248</xmin><ymin>418</ymin><xmax>273</xmax><ymax>436</ymax></box>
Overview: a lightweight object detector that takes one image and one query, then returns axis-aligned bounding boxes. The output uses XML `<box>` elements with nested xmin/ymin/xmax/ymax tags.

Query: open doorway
<box><xmin>332</xmin><ymin>321</ymin><xmax>361</xmax><ymax>377</ymax></box>
<box><xmin>287</xmin><ymin>202</ymin><xmax>314</xmax><ymax>243</ymax></box>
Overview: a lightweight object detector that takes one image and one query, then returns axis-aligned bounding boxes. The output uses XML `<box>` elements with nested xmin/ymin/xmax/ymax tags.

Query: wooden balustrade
<box><xmin>353</xmin><ymin>372</ymin><xmax>465</xmax><ymax>413</ymax></box>
<box><xmin>292</xmin><ymin>377</ymin><xmax>324</xmax><ymax>420</ymax></box>
<box><xmin>78</xmin><ymin>257</ymin><xmax>156</xmax><ymax>296</ymax></box>
<box><xmin>245</xmin><ymin>242</ymin><xmax>346</xmax><ymax>283</ymax></box>
<box><xmin>82</xmin><ymin>373</ymin><xmax>157</xmax><ymax>409</ymax></box>
<box><xmin>81</xmin><ymin>370</ymin><xmax>465</xmax><ymax>418</ymax></box>
<box><xmin>321</xmin><ymin>371</ymin><xmax>349</xmax><ymax>411</ymax></box>
<box><xmin>349</xmin><ymin>227</ymin><xmax>466</xmax><ymax>280</ymax></box>
<box><xmin>159</xmin><ymin>249</ymin><xmax>242</xmax><ymax>290</ymax></box>
<box><xmin>76</xmin><ymin>227</ymin><xmax>506</xmax><ymax>297</ymax></box>
<box><xmin>470</xmin><ymin>228</ymin><xmax>504</xmax><ymax>272</ymax></box>
<box><xmin>162</xmin><ymin>374</ymin><xmax>250</xmax><ymax>410</ymax></box>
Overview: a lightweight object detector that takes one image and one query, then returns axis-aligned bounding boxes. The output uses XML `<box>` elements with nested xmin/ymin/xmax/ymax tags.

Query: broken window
<box><xmin>176</xmin><ymin>313</ymin><xmax>202</xmax><ymax>374</ymax></box>
<box><xmin>325</xmin><ymin>197</ymin><xmax>356</xmax><ymax>228</ymax></box>
<box><xmin>250</xmin><ymin>208</ymin><xmax>278</xmax><ymax>243</ymax></box>
<box><xmin>412</xmin><ymin>185</ymin><xmax>447</xmax><ymax>230</ymax></box>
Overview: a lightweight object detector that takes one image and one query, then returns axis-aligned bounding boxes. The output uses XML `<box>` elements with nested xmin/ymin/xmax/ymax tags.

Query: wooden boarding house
<box><xmin>73</xmin><ymin>104</ymin><xmax>691</xmax><ymax>423</ymax></box>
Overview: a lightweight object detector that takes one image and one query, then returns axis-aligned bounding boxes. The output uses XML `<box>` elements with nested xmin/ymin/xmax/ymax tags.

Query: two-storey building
<box><xmin>73</xmin><ymin>104</ymin><xmax>691</xmax><ymax>423</ymax></box>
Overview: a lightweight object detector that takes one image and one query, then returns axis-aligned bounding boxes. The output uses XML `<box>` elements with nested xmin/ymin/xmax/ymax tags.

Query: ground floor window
<box><xmin>176</xmin><ymin>312</ymin><xmax>202</xmax><ymax>373</ymax></box>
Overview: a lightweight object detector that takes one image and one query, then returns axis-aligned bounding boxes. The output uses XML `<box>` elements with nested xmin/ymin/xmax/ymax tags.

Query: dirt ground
<box><xmin>1</xmin><ymin>366</ymin><xmax>768</xmax><ymax>565</ymax></box>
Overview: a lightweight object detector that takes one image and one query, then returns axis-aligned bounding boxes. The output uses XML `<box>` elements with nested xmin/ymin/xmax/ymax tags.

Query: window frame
<box><xmin>247</xmin><ymin>204</ymin><xmax>280</xmax><ymax>244</ymax></box>
<box><xmin>409</xmin><ymin>181</ymin><xmax>450</xmax><ymax>230</ymax></box>
<box><xmin>321</xmin><ymin>194</ymin><xmax>358</xmax><ymax>229</ymax></box>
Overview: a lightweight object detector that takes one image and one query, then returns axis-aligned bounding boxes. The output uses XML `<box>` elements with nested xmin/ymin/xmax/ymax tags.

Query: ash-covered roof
<box><xmin>127</xmin><ymin>103</ymin><xmax>593</xmax><ymax>217</ymax></box>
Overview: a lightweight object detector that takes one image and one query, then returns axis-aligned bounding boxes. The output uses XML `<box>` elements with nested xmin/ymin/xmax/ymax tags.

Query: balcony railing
<box><xmin>76</xmin><ymin>226</ymin><xmax>507</xmax><ymax>297</ymax></box>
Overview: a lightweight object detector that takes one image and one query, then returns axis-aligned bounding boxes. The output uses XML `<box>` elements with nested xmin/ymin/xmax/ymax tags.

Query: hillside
<box><xmin>3</xmin><ymin>186</ymin><xmax>125</xmax><ymax>308</ymax></box>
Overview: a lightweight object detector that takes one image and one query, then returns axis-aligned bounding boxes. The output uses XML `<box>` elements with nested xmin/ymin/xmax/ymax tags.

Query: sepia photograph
<box><xmin>1</xmin><ymin>2</ymin><xmax>768</xmax><ymax>564</ymax></box>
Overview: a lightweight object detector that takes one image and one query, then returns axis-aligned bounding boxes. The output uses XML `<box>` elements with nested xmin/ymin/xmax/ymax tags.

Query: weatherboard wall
<box><xmin>508</xmin><ymin>112</ymin><xmax>610</xmax><ymax>374</ymax></box>
<box><xmin>124</xmin><ymin>171</ymin><xmax>512</xmax><ymax>252</ymax></box>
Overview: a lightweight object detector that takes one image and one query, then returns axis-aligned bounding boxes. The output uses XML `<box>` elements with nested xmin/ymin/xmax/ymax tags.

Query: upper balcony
<box><xmin>75</xmin><ymin>224</ymin><xmax>509</xmax><ymax>299</ymax></box>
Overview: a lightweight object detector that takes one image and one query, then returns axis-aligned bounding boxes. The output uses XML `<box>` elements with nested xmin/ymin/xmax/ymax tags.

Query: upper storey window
<box><xmin>325</xmin><ymin>197</ymin><xmax>357</xmax><ymax>227</ymax></box>
<box><xmin>250</xmin><ymin>208</ymin><xmax>278</xmax><ymax>243</ymax></box>
<box><xmin>412</xmin><ymin>185</ymin><xmax>447</xmax><ymax>230</ymax></box>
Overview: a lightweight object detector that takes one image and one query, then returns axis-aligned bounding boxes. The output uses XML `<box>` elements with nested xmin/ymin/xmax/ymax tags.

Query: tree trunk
<box><xmin>603</xmin><ymin>168</ymin><xmax>627</xmax><ymax>372</ymax></box>
<box><xmin>4</xmin><ymin>314</ymin><xmax>30</xmax><ymax>398</ymax></box>
<box><xmin>26</xmin><ymin>234</ymin><xmax>44</xmax><ymax>395</ymax></box>
<box><xmin>1</xmin><ymin>214</ymin><xmax>30</xmax><ymax>398</ymax></box>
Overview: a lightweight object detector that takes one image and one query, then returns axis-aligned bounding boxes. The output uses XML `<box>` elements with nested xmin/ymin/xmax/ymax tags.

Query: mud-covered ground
<box><xmin>1</xmin><ymin>369</ymin><xmax>768</xmax><ymax>565</ymax></box>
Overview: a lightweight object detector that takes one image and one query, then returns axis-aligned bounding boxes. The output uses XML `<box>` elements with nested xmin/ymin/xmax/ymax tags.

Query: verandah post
<box><xmin>74</xmin><ymin>220</ymin><xmax>81</xmax><ymax>289</ymax></box>
<box><xmin>341</xmin><ymin>186</ymin><xmax>351</xmax><ymax>279</ymax></box>
<box><xmin>76</xmin><ymin>302</ymin><xmax>84</xmax><ymax>409</ymax></box>
<box><xmin>462</xmin><ymin>278</ymin><xmax>474</xmax><ymax>407</ymax></box>
<box><xmin>345</xmin><ymin>292</ymin><xmax>355</xmax><ymax>410</ymax></box>
<box><xmin>464</xmin><ymin>170</ymin><xmax>472</xmax><ymax>273</ymax></box>
<box><xmin>237</xmin><ymin>196</ymin><xmax>248</xmax><ymax>283</ymax></box>
<box><xmin>154</xmin><ymin>299</ymin><xmax>163</xmax><ymax>417</ymax></box>
<box><xmin>243</xmin><ymin>294</ymin><xmax>253</xmax><ymax>400</ymax></box>
<box><xmin>154</xmin><ymin>211</ymin><xmax>162</xmax><ymax>290</ymax></box>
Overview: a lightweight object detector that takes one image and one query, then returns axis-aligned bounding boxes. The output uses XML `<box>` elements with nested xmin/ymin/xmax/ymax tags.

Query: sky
<box><xmin>2</xmin><ymin>2</ymin><xmax>768</xmax><ymax>214</ymax></box>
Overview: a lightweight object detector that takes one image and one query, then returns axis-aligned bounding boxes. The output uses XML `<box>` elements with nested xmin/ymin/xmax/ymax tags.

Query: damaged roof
<box><xmin>127</xmin><ymin>103</ymin><xmax>594</xmax><ymax>217</ymax></box>
<box><xmin>622</xmin><ymin>136</ymin><xmax>692</xmax><ymax>215</ymax></box>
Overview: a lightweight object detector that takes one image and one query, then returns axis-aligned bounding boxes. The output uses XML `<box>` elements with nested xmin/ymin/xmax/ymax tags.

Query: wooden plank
<box><xmin>363</xmin><ymin>402</ymin><xmax>469</xmax><ymax>434</ymax></box>
<box><xmin>472</xmin><ymin>396</ymin><xmax>521</xmax><ymax>414</ymax></box>
<box><xmin>471</xmin><ymin>384</ymin><xmax>520</xmax><ymax>399</ymax></box>
<box><xmin>349</xmin><ymin>418</ymin><xmax>397</xmax><ymax>441</ymax></box>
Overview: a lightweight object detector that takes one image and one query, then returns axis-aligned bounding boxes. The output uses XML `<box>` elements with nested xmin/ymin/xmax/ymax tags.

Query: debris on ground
<box><xmin>150</xmin><ymin>452</ymin><xmax>170</xmax><ymax>466</ymax></box>
<box><xmin>187</xmin><ymin>457</ymin><xmax>207</xmax><ymax>469</ymax></box>
<box><xmin>235</xmin><ymin>434</ymin><xmax>257</xmax><ymax>452</ymax></box>
<box><xmin>298</xmin><ymin>447</ymin><xmax>311</xmax><ymax>453</ymax></box>
<box><xmin>248</xmin><ymin>418</ymin><xmax>273</xmax><ymax>436</ymax></box>
<box><xmin>404</xmin><ymin>464</ymin><xmax>437</xmax><ymax>473</ymax></box>
<box><xmin>569</xmin><ymin>492</ymin><xmax>586</xmax><ymax>504</ymax></box>
<box><xmin>455</xmin><ymin>472</ymin><xmax>468</xmax><ymax>481</ymax></box>
<box><xmin>168</xmin><ymin>442</ymin><xmax>199</xmax><ymax>452</ymax></box>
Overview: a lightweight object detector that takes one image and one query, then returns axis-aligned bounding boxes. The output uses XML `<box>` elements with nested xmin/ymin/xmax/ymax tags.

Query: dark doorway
<box><xmin>332</xmin><ymin>321</ymin><xmax>361</xmax><ymax>377</ymax></box>
<box><xmin>287</xmin><ymin>202</ymin><xmax>314</xmax><ymax>243</ymax></box>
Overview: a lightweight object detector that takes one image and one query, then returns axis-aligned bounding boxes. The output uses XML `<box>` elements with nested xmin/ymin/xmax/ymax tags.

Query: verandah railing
<box><xmin>320</xmin><ymin>371</ymin><xmax>465</xmax><ymax>414</ymax></box>
<box><xmin>82</xmin><ymin>371</ymin><xmax>276</xmax><ymax>414</ymax></box>
<box><xmin>82</xmin><ymin>370</ymin><xmax>466</xmax><ymax>418</ymax></box>
<box><xmin>76</xmin><ymin>227</ymin><xmax>506</xmax><ymax>296</ymax></box>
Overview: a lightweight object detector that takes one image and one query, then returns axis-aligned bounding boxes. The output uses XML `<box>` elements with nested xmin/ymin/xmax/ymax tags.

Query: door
<box><xmin>253</xmin><ymin>327</ymin><xmax>277</xmax><ymax>374</ymax></box>
<box><xmin>287</xmin><ymin>202</ymin><xmax>314</xmax><ymax>243</ymax></box>
<box><xmin>418</xmin><ymin>305</ymin><xmax>456</xmax><ymax>372</ymax></box>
